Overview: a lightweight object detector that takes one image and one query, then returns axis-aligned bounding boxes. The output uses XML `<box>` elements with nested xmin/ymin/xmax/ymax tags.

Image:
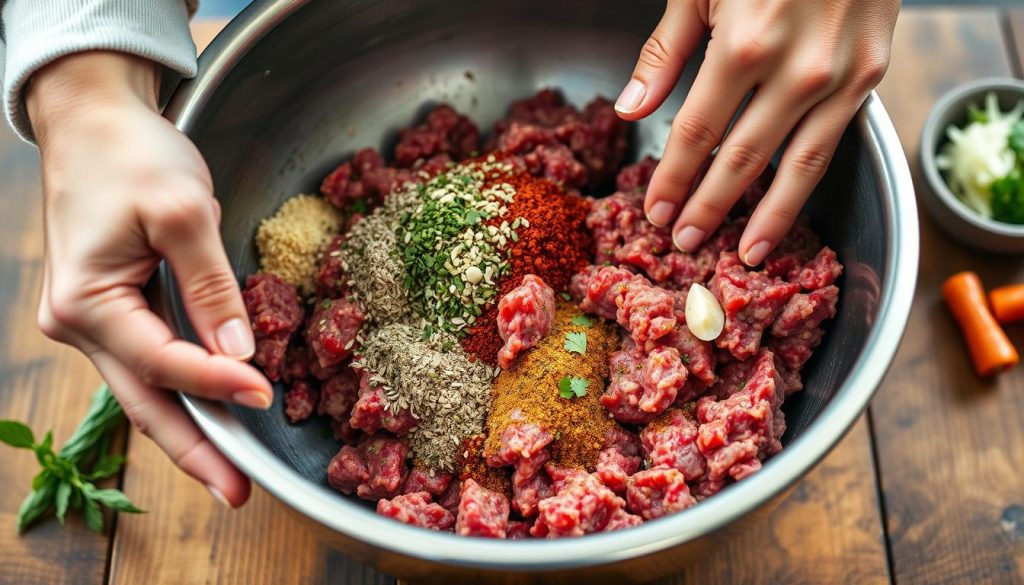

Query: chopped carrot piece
<box><xmin>941</xmin><ymin>271</ymin><xmax>1019</xmax><ymax>377</ymax></box>
<box><xmin>989</xmin><ymin>284</ymin><xmax>1024</xmax><ymax>324</ymax></box>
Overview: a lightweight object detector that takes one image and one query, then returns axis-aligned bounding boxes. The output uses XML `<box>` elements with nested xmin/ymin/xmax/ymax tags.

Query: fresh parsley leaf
<box><xmin>558</xmin><ymin>376</ymin><xmax>575</xmax><ymax>399</ymax></box>
<box><xmin>564</xmin><ymin>331</ymin><xmax>587</xmax><ymax>355</ymax></box>
<box><xmin>557</xmin><ymin>376</ymin><xmax>589</xmax><ymax>399</ymax></box>
<box><xmin>570</xmin><ymin>377</ymin><xmax>589</xmax><ymax>397</ymax></box>
<box><xmin>559</xmin><ymin>292</ymin><xmax>572</xmax><ymax>302</ymax></box>
<box><xmin>0</xmin><ymin>420</ymin><xmax>35</xmax><ymax>449</ymax></box>
<box><xmin>991</xmin><ymin>171</ymin><xmax>1024</xmax><ymax>224</ymax></box>
<box><xmin>570</xmin><ymin>314</ymin><xmax>593</xmax><ymax>328</ymax></box>
<box><xmin>55</xmin><ymin>482</ymin><xmax>71</xmax><ymax>525</ymax></box>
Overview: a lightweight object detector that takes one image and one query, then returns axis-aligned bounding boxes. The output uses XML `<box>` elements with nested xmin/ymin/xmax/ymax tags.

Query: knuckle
<box><xmin>637</xmin><ymin>35</ymin><xmax>674</xmax><ymax>71</ymax></box>
<box><xmin>794</xmin><ymin>66</ymin><xmax>837</xmax><ymax>99</ymax></box>
<box><xmin>148</xmin><ymin>189</ymin><xmax>213</xmax><ymax>242</ymax></box>
<box><xmin>134</xmin><ymin>354</ymin><xmax>165</xmax><ymax>389</ymax></box>
<box><xmin>46</xmin><ymin>283</ymin><xmax>86</xmax><ymax>332</ymax></box>
<box><xmin>855</xmin><ymin>51</ymin><xmax>890</xmax><ymax>93</ymax></box>
<box><xmin>761</xmin><ymin>203</ymin><xmax>800</xmax><ymax>226</ymax></box>
<box><xmin>36</xmin><ymin>305</ymin><xmax>67</xmax><ymax>342</ymax></box>
<box><xmin>184</xmin><ymin>267</ymin><xmax>241</xmax><ymax>311</ymax></box>
<box><xmin>672</xmin><ymin>114</ymin><xmax>721</xmax><ymax>153</ymax></box>
<box><xmin>720</xmin><ymin>143</ymin><xmax>771</xmax><ymax>178</ymax></box>
<box><xmin>788</xmin><ymin>146</ymin><xmax>833</xmax><ymax>180</ymax></box>
<box><xmin>727</xmin><ymin>37</ymin><xmax>775</xmax><ymax>70</ymax></box>
<box><xmin>691</xmin><ymin>196</ymin><xmax>732</xmax><ymax>220</ymax></box>
<box><xmin>120</xmin><ymin>397</ymin><xmax>154</xmax><ymax>439</ymax></box>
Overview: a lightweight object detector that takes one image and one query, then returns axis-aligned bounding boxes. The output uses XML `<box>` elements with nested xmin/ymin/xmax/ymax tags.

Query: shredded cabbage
<box><xmin>935</xmin><ymin>92</ymin><xmax>1024</xmax><ymax>217</ymax></box>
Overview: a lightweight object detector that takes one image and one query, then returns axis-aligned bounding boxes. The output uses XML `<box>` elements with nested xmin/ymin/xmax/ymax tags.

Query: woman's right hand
<box><xmin>27</xmin><ymin>51</ymin><xmax>270</xmax><ymax>507</ymax></box>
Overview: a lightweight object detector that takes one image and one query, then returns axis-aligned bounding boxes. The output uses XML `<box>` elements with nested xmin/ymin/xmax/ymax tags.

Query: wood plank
<box><xmin>106</xmin><ymin>18</ymin><xmax>393</xmax><ymax>585</ymax></box>
<box><xmin>0</xmin><ymin>118</ymin><xmax>110</xmax><ymax>580</ymax></box>
<box><xmin>873</xmin><ymin>7</ymin><xmax>1024</xmax><ymax>585</ymax></box>
<box><xmin>664</xmin><ymin>417</ymin><xmax>890</xmax><ymax>585</ymax></box>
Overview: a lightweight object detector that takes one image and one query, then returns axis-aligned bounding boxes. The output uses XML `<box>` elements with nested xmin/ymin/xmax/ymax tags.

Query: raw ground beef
<box><xmin>242</xmin><ymin>274</ymin><xmax>303</xmax><ymax>381</ymax></box>
<box><xmin>496</xmin><ymin>275</ymin><xmax>556</xmax><ymax>369</ymax></box>
<box><xmin>246</xmin><ymin>90</ymin><xmax>843</xmax><ymax>539</ymax></box>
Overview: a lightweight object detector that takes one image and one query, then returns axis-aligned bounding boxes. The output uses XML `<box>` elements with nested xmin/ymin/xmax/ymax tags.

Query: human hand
<box><xmin>616</xmin><ymin>0</ymin><xmax>898</xmax><ymax>265</ymax></box>
<box><xmin>27</xmin><ymin>51</ymin><xmax>271</xmax><ymax>507</ymax></box>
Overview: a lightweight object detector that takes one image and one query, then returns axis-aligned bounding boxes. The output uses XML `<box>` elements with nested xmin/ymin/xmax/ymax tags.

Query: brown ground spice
<box><xmin>482</xmin><ymin>301</ymin><xmax>621</xmax><ymax>471</ymax></box>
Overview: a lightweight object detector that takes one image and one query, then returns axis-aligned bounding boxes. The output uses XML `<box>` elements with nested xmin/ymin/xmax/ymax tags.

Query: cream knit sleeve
<box><xmin>0</xmin><ymin>0</ymin><xmax>199</xmax><ymax>143</ymax></box>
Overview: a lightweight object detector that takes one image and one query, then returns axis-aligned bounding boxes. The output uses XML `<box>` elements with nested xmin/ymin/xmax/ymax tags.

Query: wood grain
<box><xmin>663</xmin><ymin>417</ymin><xmax>890</xmax><ymax>585</ymax></box>
<box><xmin>0</xmin><ymin>115</ymin><xmax>110</xmax><ymax>581</ymax></box>
<box><xmin>873</xmin><ymin>8</ymin><xmax>1024</xmax><ymax>585</ymax></box>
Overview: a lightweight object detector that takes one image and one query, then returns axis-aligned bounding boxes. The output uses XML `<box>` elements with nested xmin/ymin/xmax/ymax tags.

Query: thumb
<box><xmin>145</xmin><ymin>185</ymin><xmax>255</xmax><ymax>361</ymax></box>
<box><xmin>615</xmin><ymin>0</ymin><xmax>706</xmax><ymax>120</ymax></box>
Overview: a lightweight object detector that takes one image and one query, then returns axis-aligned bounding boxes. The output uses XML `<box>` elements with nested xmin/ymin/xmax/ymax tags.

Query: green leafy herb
<box><xmin>349</xmin><ymin>199</ymin><xmax>369</xmax><ymax>214</ymax></box>
<box><xmin>570</xmin><ymin>314</ymin><xmax>593</xmax><ymax>328</ymax></box>
<box><xmin>559</xmin><ymin>292</ymin><xmax>572</xmax><ymax>302</ymax></box>
<box><xmin>557</xmin><ymin>376</ymin><xmax>590</xmax><ymax>399</ymax></box>
<box><xmin>1</xmin><ymin>384</ymin><xmax>144</xmax><ymax>534</ymax></box>
<box><xmin>968</xmin><ymin>103</ymin><xmax>989</xmax><ymax>124</ymax></box>
<box><xmin>564</xmin><ymin>331</ymin><xmax>587</xmax><ymax>355</ymax></box>
<box><xmin>991</xmin><ymin>171</ymin><xmax>1024</xmax><ymax>224</ymax></box>
<box><xmin>463</xmin><ymin>209</ymin><xmax>482</xmax><ymax>225</ymax></box>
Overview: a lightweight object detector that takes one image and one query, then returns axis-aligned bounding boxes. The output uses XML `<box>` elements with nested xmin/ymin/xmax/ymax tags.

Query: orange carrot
<box><xmin>989</xmin><ymin>284</ymin><xmax>1024</xmax><ymax>324</ymax></box>
<box><xmin>942</xmin><ymin>271</ymin><xmax>1019</xmax><ymax>377</ymax></box>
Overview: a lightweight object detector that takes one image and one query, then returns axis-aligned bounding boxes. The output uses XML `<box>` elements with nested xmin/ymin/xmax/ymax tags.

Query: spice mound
<box><xmin>256</xmin><ymin>194</ymin><xmax>342</xmax><ymax>294</ymax></box>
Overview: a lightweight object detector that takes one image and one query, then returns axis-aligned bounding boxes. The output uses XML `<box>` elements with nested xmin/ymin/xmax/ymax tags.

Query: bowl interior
<box><xmin>173</xmin><ymin>0</ymin><xmax>887</xmax><ymax>508</ymax></box>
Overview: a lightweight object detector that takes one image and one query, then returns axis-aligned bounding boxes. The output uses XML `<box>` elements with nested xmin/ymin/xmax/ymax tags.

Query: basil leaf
<box><xmin>82</xmin><ymin>495</ymin><xmax>103</xmax><ymax>533</ymax></box>
<box><xmin>89</xmin><ymin>488</ymin><xmax>144</xmax><ymax>514</ymax></box>
<box><xmin>31</xmin><ymin>469</ymin><xmax>50</xmax><ymax>491</ymax></box>
<box><xmin>16</xmin><ymin>477</ymin><xmax>59</xmax><ymax>533</ymax></box>
<box><xmin>60</xmin><ymin>385</ymin><xmax>123</xmax><ymax>464</ymax></box>
<box><xmin>86</xmin><ymin>455</ymin><xmax>126</xmax><ymax>480</ymax></box>
<box><xmin>54</xmin><ymin>482</ymin><xmax>72</xmax><ymax>524</ymax></box>
<box><xmin>0</xmin><ymin>420</ymin><xmax>35</xmax><ymax>449</ymax></box>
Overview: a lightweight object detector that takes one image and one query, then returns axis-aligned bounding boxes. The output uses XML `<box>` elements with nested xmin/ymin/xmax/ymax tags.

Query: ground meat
<box><xmin>486</xmin><ymin>423</ymin><xmax>554</xmax><ymax>488</ymax></box>
<box><xmin>284</xmin><ymin>380</ymin><xmax>318</xmax><ymax>423</ymax></box>
<box><xmin>616</xmin><ymin>277</ymin><xmax>677</xmax><ymax>345</ymax></box>
<box><xmin>320</xmin><ymin>148</ymin><xmax>411</xmax><ymax>207</ymax></box>
<box><xmin>531</xmin><ymin>473</ymin><xmax>631</xmax><ymax>538</ymax></box>
<box><xmin>626</xmin><ymin>467</ymin><xmax>697</xmax><ymax>520</ymax></box>
<box><xmin>544</xmin><ymin>463</ymin><xmax>588</xmax><ymax>494</ymax></box>
<box><xmin>603</xmin><ymin>508</ymin><xmax>644</xmax><ymax>531</ymax></box>
<box><xmin>788</xmin><ymin>247</ymin><xmax>843</xmax><ymax>291</ymax></box>
<box><xmin>377</xmin><ymin>492</ymin><xmax>455</xmax><ymax>531</ymax></box>
<box><xmin>282</xmin><ymin>344</ymin><xmax>311</xmax><ymax>384</ymax></box>
<box><xmin>595</xmin><ymin>435</ymin><xmax>642</xmax><ymax>495</ymax></box>
<box><xmin>326</xmin><ymin>444</ymin><xmax>367</xmax><ymax>495</ymax></box>
<box><xmin>771</xmin><ymin>285</ymin><xmax>839</xmax><ymax>338</ymax></box>
<box><xmin>513</xmin><ymin>470</ymin><xmax>555</xmax><ymax>517</ymax></box>
<box><xmin>601</xmin><ymin>347</ymin><xmax>687</xmax><ymax>424</ymax></box>
<box><xmin>400</xmin><ymin>466</ymin><xmax>453</xmax><ymax>496</ymax></box>
<box><xmin>656</xmin><ymin>326</ymin><xmax>717</xmax><ymax>387</ymax></box>
<box><xmin>506</xmin><ymin>519</ymin><xmax>534</xmax><ymax>540</ymax></box>
<box><xmin>349</xmin><ymin>371</ymin><xmax>418</xmax><ymax>436</ymax></box>
<box><xmin>307</xmin><ymin>299</ymin><xmax>364</xmax><ymax>369</ymax></box>
<box><xmin>641</xmin><ymin>407</ymin><xmax>707</xmax><ymax>482</ymax></box>
<box><xmin>330</xmin><ymin>417</ymin><xmax>361</xmax><ymax>445</ymax></box>
<box><xmin>577</xmin><ymin>265</ymin><xmax>634</xmax><ymax>320</ymax></box>
<box><xmin>496</xmin><ymin>275</ymin><xmax>556</xmax><ymax>369</ymax></box>
<box><xmin>318</xmin><ymin>369</ymin><xmax>359</xmax><ymax>421</ymax></box>
<box><xmin>243</xmin><ymin>274</ymin><xmax>304</xmax><ymax>381</ymax></box>
<box><xmin>438</xmin><ymin>478</ymin><xmax>462</xmax><ymax>516</ymax></box>
<box><xmin>697</xmin><ymin>350</ymin><xmax>784</xmax><ymax>482</ymax></box>
<box><xmin>516</xmin><ymin>143</ymin><xmax>588</xmax><ymax>188</ymax></box>
<box><xmin>616</xmin><ymin>156</ymin><xmax>659</xmax><ymax>193</ymax></box>
<box><xmin>316</xmin><ymin>235</ymin><xmax>347</xmax><ymax>298</ymax></box>
<box><xmin>708</xmin><ymin>254</ymin><xmax>799</xmax><ymax>360</ymax></box>
<box><xmin>357</xmin><ymin>435</ymin><xmax>410</xmax><ymax>500</ymax></box>
<box><xmin>456</xmin><ymin>479</ymin><xmax>510</xmax><ymax>538</ymax></box>
<box><xmin>394</xmin><ymin>105</ymin><xmax>480</xmax><ymax>167</ymax></box>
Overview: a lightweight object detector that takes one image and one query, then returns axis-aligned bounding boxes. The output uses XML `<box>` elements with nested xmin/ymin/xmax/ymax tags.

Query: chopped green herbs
<box><xmin>558</xmin><ymin>376</ymin><xmax>590</xmax><ymax>399</ymax></box>
<box><xmin>564</xmin><ymin>331</ymin><xmax>587</xmax><ymax>355</ymax></box>
<box><xmin>559</xmin><ymin>292</ymin><xmax>572</xmax><ymax>302</ymax></box>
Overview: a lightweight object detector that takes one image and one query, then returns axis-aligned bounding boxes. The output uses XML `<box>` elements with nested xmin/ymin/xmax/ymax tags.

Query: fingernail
<box><xmin>674</xmin><ymin>226</ymin><xmax>705</xmax><ymax>252</ymax></box>
<box><xmin>615</xmin><ymin>79</ymin><xmax>647</xmax><ymax>114</ymax></box>
<box><xmin>216</xmin><ymin>318</ymin><xmax>254</xmax><ymax>360</ymax></box>
<box><xmin>647</xmin><ymin>201</ymin><xmax>675</xmax><ymax>227</ymax></box>
<box><xmin>232</xmin><ymin>390</ymin><xmax>272</xmax><ymax>410</ymax></box>
<box><xmin>744</xmin><ymin>241</ymin><xmax>772</xmax><ymax>266</ymax></box>
<box><xmin>207</xmin><ymin>484</ymin><xmax>232</xmax><ymax>507</ymax></box>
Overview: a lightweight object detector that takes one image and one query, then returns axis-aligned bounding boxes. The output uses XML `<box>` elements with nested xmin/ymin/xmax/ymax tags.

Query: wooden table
<box><xmin>2</xmin><ymin>6</ymin><xmax>1023</xmax><ymax>584</ymax></box>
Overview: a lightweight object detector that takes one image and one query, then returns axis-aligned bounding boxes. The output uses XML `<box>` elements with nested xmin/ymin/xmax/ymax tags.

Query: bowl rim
<box><xmin>920</xmin><ymin>76</ymin><xmax>1024</xmax><ymax>237</ymax></box>
<box><xmin>162</xmin><ymin>0</ymin><xmax>919</xmax><ymax>570</ymax></box>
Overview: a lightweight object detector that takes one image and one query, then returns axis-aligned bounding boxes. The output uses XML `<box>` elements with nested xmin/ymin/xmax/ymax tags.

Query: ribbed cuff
<box><xmin>2</xmin><ymin>0</ymin><xmax>198</xmax><ymax>144</ymax></box>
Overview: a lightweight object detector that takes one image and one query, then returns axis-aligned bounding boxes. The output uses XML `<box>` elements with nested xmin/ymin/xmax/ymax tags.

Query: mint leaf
<box><xmin>570</xmin><ymin>314</ymin><xmax>593</xmax><ymax>328</ymax></box>
<box><xmin>558</xmin><ymin>376</ymin><xmax>575</xmax><ymax>399</ymax></box>
<box><xmin>17</xmin><ymin>476</ymin><xmax>58</xmax><ymax>533</ymax></box>
<box><xmin>0</xmin><ymin>420</ymin><xmax>35</xmax><ymax>449</ymax></box>
<box><xmin>88</xmin><ymin>488</ymin><xmax>144</xmax><ymax>514</ymax></box>
<box><xmin>82</xmin><ymin>495</ymin><xmax>103</xmax><ymax>533</ymax></box>
<box><xmin>55</xmin><ymin>482</ymin><xmax>72</xmax><ymax>524</ymax></box>
<box><xmin>564</xmin><ymin>331</ymin><xmax>587</xmax><ymax>355</ymax></box>
<box><xmin>570</xmin><ymin>377</ymin><xmax>590</xmax><ymax>397</ymax></box>
<box><xmin>86</xmin><ymin>455</ymin><xmax>126</xmax><ymax>481</ymax></box>
<box><xmin>60</xmin><ymin>385</ymin><xmax>123</xmax><ymax>464</ymax></box>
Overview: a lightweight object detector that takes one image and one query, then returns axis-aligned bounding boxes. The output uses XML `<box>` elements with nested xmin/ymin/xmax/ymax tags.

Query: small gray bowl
<box><xmin>920</xmin><ymin>77</ymin><xmax>1024</xmax><ymax>253</ymax></box>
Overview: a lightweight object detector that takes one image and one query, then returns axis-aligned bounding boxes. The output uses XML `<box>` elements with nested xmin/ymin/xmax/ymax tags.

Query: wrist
<box><xmin>26</xmin><ymin>51</ymin><xmax>161</xmax><ymax>145</ymax></box>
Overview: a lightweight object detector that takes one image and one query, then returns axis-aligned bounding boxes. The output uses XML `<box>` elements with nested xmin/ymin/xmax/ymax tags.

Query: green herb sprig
<box><xmin>0</xmin><ymin>384</ymin><xmax>143</xmax><ymax>534</ymax></box>
<box><xmin>558</xmin><ymin>376</ymin><xmax>589</xmax><ymax>399</ymax></box>
<box><xmin>564</xmin><ymin>331</ymin><xmax>587</xmax><ymax>355</ymax></box>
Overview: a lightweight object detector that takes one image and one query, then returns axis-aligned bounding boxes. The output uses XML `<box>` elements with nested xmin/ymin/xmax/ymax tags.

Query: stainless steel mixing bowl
<box><xmin>154</xmin><ymin>0</ymin><xmax>918</xmax><ymax>582</ymax></box>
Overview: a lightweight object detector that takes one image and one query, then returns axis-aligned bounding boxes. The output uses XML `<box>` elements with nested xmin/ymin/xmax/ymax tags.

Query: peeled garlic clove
<box><xmin>685</xmin><ymin>283</ymin><xmax>725</xmax><ymax>341</ymax></box>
